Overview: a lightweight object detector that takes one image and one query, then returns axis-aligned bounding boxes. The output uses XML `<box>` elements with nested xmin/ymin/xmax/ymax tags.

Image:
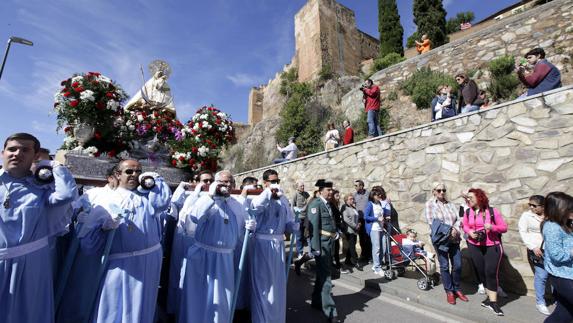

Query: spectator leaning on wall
<box><xmin>516</xmin><ymin>47</ymin><xmax>562</xmax><ymax>97</ymax></box>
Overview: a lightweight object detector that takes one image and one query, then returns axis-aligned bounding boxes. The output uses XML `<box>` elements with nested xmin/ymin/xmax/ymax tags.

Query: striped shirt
<box><xmin>424</xmin><ymin>198</ymin><xmax>460</xmax><ymax>231</ymax></box>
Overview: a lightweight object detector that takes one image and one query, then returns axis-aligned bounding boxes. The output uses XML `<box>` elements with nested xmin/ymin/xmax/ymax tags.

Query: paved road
<box><xmin>286</xmin><ymin>271</ymin><xmax>470</xmax><ymax>323</ymax></box>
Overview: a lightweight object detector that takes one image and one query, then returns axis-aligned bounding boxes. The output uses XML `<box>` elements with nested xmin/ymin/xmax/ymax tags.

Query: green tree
<box><xmin>378</xmin><ymin>0</ymin><xmax>404</xmax><ymax>57</ymax></box>
<box><xmin>446</xmin><ymin>11</ymin><xmax>475</xmax><ymax>34</ymax></box>
<box><xmin>406</xmin><ymin>31</ymin><xmax>420</xmax><ymax>48</ymax></box>
<box><xmin>413</xmin><ymin>0</ymin><xmax>448</xmax><ymax>48</ymax></box>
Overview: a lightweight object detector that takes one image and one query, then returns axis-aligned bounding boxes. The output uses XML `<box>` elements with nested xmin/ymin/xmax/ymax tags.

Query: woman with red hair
<box><xmin>462</xmin><ymin>188</ymin><xmax>508</xmax><ymax>316</ymax></box>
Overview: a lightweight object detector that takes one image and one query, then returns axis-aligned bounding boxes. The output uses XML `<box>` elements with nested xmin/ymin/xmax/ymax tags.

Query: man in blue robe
<box><xmin>166</xmin><ymin>170</ymin><xmax>213</xmax><ymax>318</ymax></box>
<box><xmin>0</xmin><ymin>132</ymin><xmax>77</xmax><ymax>323</ymax></box>
<box><xmin>78</xmin><ymin>159</ymin><xmax>171</xmax><ymax>323</ymax></box>
<box><xmin>248</xmin><ymin>169</ymin><xmax>299</xmax><ymax>323</ymax></box>
<box><xmin>179</xmin><ymin>170</ymin><xmax>255</xmax><ymax>323</ymax></box>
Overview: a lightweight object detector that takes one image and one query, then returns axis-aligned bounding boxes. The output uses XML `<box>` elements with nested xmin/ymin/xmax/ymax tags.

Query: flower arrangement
<box><xmin>124</xmin><ymin>109</ymin><xmax>183</xmax><ymax>143</ymax></box>
<box><xmin>169</xmin><ymin>106</ymin><xmax>236</xmax><ymax>171</ymax></box>
<box><xmin>54</xmin><ymin>72</ymin><xmax>129</xmax><ymax>156</ymax></box>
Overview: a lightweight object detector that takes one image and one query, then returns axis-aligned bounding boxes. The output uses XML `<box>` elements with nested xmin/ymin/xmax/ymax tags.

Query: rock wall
<box><xmin>235</xmin><ymin>86</ymin><xmax>573</xmax><ymax>294</ymax></box>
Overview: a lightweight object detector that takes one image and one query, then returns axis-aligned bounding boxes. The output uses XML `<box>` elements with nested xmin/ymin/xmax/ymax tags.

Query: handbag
<box><xmin>527</xmin><ymin>241</ymin><xmax>544</xmax><ymax>266</ymax></box>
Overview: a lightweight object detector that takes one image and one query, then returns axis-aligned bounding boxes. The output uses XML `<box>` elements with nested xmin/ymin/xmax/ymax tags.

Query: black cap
<box><xmin>315</xmin><ymin>179</ymin><xmax>333</xmax><ymax>188</ymax></box>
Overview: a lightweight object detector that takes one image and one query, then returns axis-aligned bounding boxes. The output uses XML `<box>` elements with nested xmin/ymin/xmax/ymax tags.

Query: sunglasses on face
<box><xmin>528</xmin><ymin>203</ymin><xmax>542</xmax><ymax>208</ymax></box>
<box><xmin>436</xmin><ymin>189</ymin><xmax>446</xmax><ymax>193</ymax></box>
<box><xmin>201</xmin><ymin>178</ymin><xmax>213</xmax><ymax>184</ymax></box>
<box><xmin>268</xmin><ymin>179</ymin><xmax>280</xmax><ymax>184</ymax></box>
<box><xmin>440</xmin><ymin>92</ymin><xmax>448</xmax><ymax>95</ymax></box>
<box><xmin>123</xmin><ymin>169</ymin><xmax>142</xmax><ymax>175</ymax></box>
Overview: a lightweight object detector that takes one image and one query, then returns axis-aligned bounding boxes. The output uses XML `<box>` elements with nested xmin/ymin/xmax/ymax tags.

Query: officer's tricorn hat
<box><xmin>314</xmin><ymin>179</ymin><xmax>333</xmax><ymax>188</ymax></box>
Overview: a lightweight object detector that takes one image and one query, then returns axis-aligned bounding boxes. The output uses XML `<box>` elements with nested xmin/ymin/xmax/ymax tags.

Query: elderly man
<box><xmin>0</xmin><ymin>133</ymin><xmax>77</xmax><ymax>323</ymax></box>
<box><xmin>179</xmin><ymin>170</ymin><xmax>255</xmax><ymax>323</ymax></box>
<box><xmin>292</xmin><ymin>180</ymin><xmax>310</xmax><ymax>258</ymax></box>
<box><xmin>78</xmin><ymin>159</ymin><xmax>171</xmax><ymax>323</ymax></box>
<box><xmin>248</xmin><ymin>169</ymin><xmax>298</xmax><ymax>323</ymax></box>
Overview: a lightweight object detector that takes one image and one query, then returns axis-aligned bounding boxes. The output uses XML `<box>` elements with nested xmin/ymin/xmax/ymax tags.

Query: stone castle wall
<box><xmin>236</xmin><ymin>86</ymin><xmax>573</xmax><ymax>294</ymax></box>
<box><xmin>296</xmin><ymin>0</ymin><xmax>379</xmax><ymax>82</ymax></box>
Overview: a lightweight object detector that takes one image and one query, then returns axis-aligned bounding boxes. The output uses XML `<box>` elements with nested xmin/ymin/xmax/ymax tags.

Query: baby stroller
<box><xmin>381</xmin><ymin>223</ymin><xmax>439</xmax><ymax>290</ymax></box>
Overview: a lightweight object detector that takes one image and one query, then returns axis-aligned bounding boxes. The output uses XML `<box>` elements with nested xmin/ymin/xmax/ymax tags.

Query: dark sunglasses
<box><xmin>269</xmin><ymin>179</ymin><xmax>281</xmax><ymax>184</ymax></box>
<box><xmin>123</xmin><ymin>169</ymin><xmax>142</xmax><ymax>175</ymax></box>
<box><xmin>440</xmin><ymin>92</ymin><xmax>448</xmax><ymax>95</ymax></box>
<box><xmin>436</xmin><ymin>189</ymin><xmax>447</xmax><ymax>193</ymax></box>
<box><xmin>528</xmin><ymin>203</ymin><xmax>542</xmax><ymax>208</ymax></box>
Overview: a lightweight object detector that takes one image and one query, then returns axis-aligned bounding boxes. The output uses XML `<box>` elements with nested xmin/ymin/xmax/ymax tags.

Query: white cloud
<box><xmin>226</xmin><ymin>73</ymin><xmax>264</xmax><ymax>87</ymax></box>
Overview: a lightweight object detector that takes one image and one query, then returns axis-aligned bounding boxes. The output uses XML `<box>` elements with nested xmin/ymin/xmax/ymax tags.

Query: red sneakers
<box><xmin>456</xmin><ymin>291</ymin><xmax>469</xmax><ymax>302</ymax></box>
<box><xmin>446</xmin><ymin>292</ymin><xmax>456</xmax><ymax>305</ymax></box>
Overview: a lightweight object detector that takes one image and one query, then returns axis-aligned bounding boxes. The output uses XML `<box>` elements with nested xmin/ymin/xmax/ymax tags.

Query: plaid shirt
<box><xmin>424</xmin><ymin>198</ymin><xmax>460</xmax><ymax>232</ymax></box>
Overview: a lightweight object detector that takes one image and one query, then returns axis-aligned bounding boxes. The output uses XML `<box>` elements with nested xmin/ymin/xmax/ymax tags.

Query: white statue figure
<box><xmin>124</xmin><ymin>60</ymin><xmax>175</xmax><ymax>116</ymax></box>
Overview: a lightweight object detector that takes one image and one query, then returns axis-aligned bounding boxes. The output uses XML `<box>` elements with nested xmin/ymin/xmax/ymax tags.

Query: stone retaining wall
<box><xmin>236</xmin><ymin>86</ymin><xmax>573</xmax><ymax>294</ymax></box>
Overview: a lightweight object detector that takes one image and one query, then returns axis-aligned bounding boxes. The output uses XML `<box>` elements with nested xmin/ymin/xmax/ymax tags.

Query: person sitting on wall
<box><xmin>324</xmin><ymin>123</ymin><xmax>340</xmax><ymax>151</ymax></box>
<box><xmin>342</xmin><ymin>120</ymin><xmax>354</xmax><ymax>145</ymax></box>
<box><xmin>455</xmin><ymin>73</ymin><xmax>480</xmax><ymax>114</ymax></box>
<box><xmin>273</xmin><ymin>137</ymin><xmax>298</xmax><ymax>164</ymax></box>
<box><xmin>415</xmin><ymin>34</ymin><xmax>431</xmax><ymax>55</ymax></box>
<box><xmin>515</xmin><ymin>47</ymin><xmax>562</xmax><ymax>97</ymax></box>
<box><xmin>475</xmin><ymin>90</ymin><xmax>496</xmax><ymax>110</ymax></box>
<box><xmin>431</xmin><ymin>85</ymin><xmax>457</xmax><ymax>121</ymax></box>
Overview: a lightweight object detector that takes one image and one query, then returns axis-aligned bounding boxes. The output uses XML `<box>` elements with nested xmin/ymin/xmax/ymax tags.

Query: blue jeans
<box><xmin>367</xmin><ymin>110</ymin><xmax>383</xmax><ymax>137</ymax></box>
<box><xmin>434</xmin><ymin>243</ymin><xmax>462</xmax><ymax>292</ymax></box>
<box><xmin>370</xmin><ymin>230</ymin><xmax>387</xmax><ymax>271</ymax></box>
<box><xmin>295</xmin><ymin>218</ymin><xmax>307</xmax><ymax>255</ymax></box>
<box><xmin>461</xmin><ymin>104</ymin><xmax>479</xmax><ymax>114</ymax></box>
<box><xmin>534</xmin><ymin>262</ymin><xmax>549</xmax><ymax>305</ymax></box>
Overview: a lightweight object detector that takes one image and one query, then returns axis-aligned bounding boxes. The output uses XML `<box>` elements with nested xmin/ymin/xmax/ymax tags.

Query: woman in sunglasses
<box><xmin>424</xmin><ymin>183</ymin><xmax>466</xmax><ymax>305</ymax></box>
<box><xmin>518</xmin><ymin>195</ymin><xmax>551</xmax><ymax>315</ymax></box>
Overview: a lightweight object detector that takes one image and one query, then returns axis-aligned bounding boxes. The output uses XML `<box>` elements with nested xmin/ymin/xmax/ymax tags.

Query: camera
<box><xmin>35</xmin><ymin>165</ymin><xmax>54</xmax><ymax>184</ymax></box>
<box><xmin>475</xmin><ymin>229</ymin><xmax>487</xmax><ymax>242</ymax></box>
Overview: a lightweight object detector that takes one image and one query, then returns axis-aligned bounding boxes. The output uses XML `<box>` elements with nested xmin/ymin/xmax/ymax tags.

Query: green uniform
<box><xmin>308</xmin><ymin>197</ymin><xmax>338</xmax><ymax>319</ymax></box>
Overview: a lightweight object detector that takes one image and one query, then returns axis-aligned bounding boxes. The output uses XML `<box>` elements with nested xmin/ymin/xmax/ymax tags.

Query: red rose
<box><xmin>178</xmin><ymin>156</ymin><xmax>185</xmax><ymax>161</ymax></box>
<box><xmin>106</xmin><ymin>92</ymin><xmax>114</xmax><ymax>98</ymax></box>
<box><xmin>192</xmin><ymin>147</ymin><xmax>198</xmax><ymax>153</ymax></box>
<box><xmin>94</xmin><ymin>152</ymin><xmax>101</xmax><ymax>157</ymax></box>
<box><xmin>108</xmin><ymin>150</ymin><xmax>116</xmax><ymax>158</ymax></box>
<box><xmin>70</xmin><ymin>100</ymin><xmax>79</xmax><ymax>107</ymax></box>
<box><xmin>171</xmin><ymin>160</ymin><xmax>177</xmax><ymax>166</ymax></box>
<box><xmin>188</xmin><ymin>159</ymin><xmax>195</xmax><ymax>165</ymax></box>
<box><xmin>94</xmin><ymin>131</ymin><xmax>102</xmax><ymax>140</ymax></box>
<box><xmin>72</xmin><ymin>82</ymin><xmax>79</xmax><ymax>87</ymax></box>
<box><xmin>215</xmin><ymin>119</ymin><xmax>221</xmax><ymax>125</ymax></box>
<box><xmin>64</xmin><ymin>126</ymin><xmax>71</xmax><ymax>132</ymax></box>
<box><xmin>96</xmin><ymin>102</ymin><xmax>105</xmax><ymax>110</ymax></box>
<box><xmin>63</xmin><ymin>92</ymin><xmax>71</xmax><ymax>97</ymax></box>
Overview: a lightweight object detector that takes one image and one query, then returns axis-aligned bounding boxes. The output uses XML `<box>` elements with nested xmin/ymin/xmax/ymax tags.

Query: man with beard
<box><xmin>0</xmin><ymin>133</ymin><xmax>77</xmax><ymax>323</ymax></box>
<box><xmin>78</xmin><ymin>159</ymin><xmax>171</xmax><ymax>323</ymax></box>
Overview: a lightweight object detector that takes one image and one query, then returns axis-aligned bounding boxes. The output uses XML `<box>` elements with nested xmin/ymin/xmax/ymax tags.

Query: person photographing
<box><xmin>360</xmin><ymin>79</ymin><xmax>382</xmax><ymax>138</ymax></box>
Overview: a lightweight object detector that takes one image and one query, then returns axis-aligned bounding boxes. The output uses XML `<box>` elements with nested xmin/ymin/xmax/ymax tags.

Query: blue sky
<box><xmin>0</xmin><ymin>0</ymin><xmax>518</xmax><ymax>153</ymax></box>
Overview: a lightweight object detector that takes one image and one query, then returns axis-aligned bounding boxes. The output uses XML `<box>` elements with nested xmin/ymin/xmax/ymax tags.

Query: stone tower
<box><xmin>294</xmin><ymin>0</ymin><xmax>379</xmax><ymax>82</ymax></box>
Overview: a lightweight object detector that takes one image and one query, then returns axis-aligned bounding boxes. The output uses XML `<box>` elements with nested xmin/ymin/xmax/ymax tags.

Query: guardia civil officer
<box><xmin>308</xmin><ymin>179</ymin><xmax>339</xmax><ymax>322</ymax></box>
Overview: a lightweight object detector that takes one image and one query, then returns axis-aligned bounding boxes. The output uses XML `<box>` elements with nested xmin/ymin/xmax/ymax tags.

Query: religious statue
<box><xmin>124</xmin><ymin>60</ymin><xmax>176</xmax><ymax>117</ymax></box>
<box><xmin>124</xmin><ymin>60</ymin><xmax>176</xmax><ymax>164</ymax></box>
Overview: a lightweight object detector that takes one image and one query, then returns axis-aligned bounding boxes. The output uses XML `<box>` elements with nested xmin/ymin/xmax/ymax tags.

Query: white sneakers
<box><xmin>536</xmin><ymin>304</ymin><xmax>551</xmax><ymax>316</ymax></box>
<box><xmin>478</xmin><ymin>284</ymin><xmax>485</xmax><ymax>294</ymax></box>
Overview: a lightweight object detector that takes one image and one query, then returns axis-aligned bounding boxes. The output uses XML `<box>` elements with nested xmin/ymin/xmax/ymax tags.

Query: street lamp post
<box><xmin>0</xmin><ymin>36</ymin><xmax>34</xmax><ymax>81</ymax></box>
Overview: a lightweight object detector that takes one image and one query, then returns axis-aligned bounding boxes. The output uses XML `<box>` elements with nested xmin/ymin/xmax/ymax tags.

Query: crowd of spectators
<box><xmin>289</xmin><ymin>177</ymin><xmax>573</xmax><ymax>319</ymax></box>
